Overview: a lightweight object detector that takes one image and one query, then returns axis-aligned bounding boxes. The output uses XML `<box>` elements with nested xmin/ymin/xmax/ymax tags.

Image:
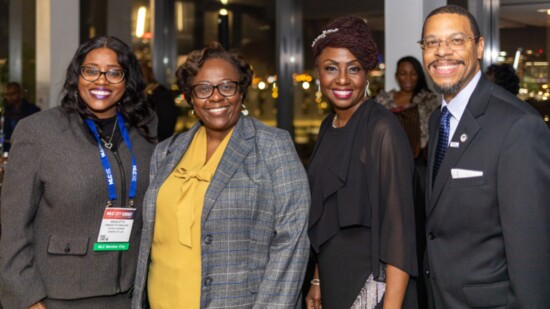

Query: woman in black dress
<box><xmin>305</xmin><ymin>16</ymin><xmax>418</xmax><ymax>309</ymax></box>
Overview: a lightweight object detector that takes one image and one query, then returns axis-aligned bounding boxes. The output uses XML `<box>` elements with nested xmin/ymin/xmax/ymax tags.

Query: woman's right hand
<box><xmin>28</xmin><ymin>301</ymin><xmax>47</xmax><ymax>309</ymax></box>
<box><xmin>305</xmin><ymin>284</ymin><xmax>322</xmax><ymax>309</ymax></box>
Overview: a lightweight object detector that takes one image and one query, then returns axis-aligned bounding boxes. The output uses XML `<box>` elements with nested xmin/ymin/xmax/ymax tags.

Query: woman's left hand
<box><xmin>305</xmin><ymin>284</ymin><xmax>322</xmax><ymax>309</ymax></box>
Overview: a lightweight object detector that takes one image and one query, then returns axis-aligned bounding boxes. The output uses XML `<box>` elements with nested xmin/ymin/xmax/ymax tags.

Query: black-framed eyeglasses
<box><xmin>417</xmin><ymin>34</ymin><xmax>478</xmax><ymax>51</ymax></box>
<box><xmin>191</xmin><ymin>81</ymin><xmax>239</xmax><ymax>99</ymax></box>
<box><xmin>79</xmin><ymin>66</ymin><xmax>126</xmax><ymax>84</ymax></box>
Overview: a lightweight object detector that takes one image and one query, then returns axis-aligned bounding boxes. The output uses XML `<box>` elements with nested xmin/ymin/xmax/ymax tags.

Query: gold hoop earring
<box><xmin>241</xmin><ymin>104</ymin><xmax>249</xmax><ymax>116</ymax></box>
<box><xmin>190</xmin><ymin>109</ymin><xmax>196</xmax><ymax>118</ymax></box>
<box><xmin>364</xmin><ymin>80</ymin><xmax>370</xmax><ymax>98</ymax></box>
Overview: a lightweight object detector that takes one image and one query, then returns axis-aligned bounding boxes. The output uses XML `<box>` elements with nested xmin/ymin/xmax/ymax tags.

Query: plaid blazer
<box><xmin>132</xmin><ymin>116</ymin><xmax>310</xmax><ymax>308</ymax></box>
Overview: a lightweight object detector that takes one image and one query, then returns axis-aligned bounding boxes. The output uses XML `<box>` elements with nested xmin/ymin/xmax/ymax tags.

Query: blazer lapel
<box><xmin>202</xmin><ymin>117</ymin><xmax>254</xmax><ymax>222</ymax></box>
<box><xmin>154</xmin><ymin>124</ymin><xmax>199</xmax><ymax>189</ymax></box>
<box><xmin>144</xmin><ymin>124</ymin><xmax>199</xmax><ymax>224</ymax></box>
<box><xmin>426</xmin><ymin>108</ymin><xmax>441</xmax><ymax>199</ymax></box>
<box><xmin>427</xmin><ymin>109</ymin><xmax>481</xmax><ymax>215</ymax></box>
<box><xmin>427</xmin><ymin>76</ymin><xmax>492</xmax><ymax>216</ymax></box>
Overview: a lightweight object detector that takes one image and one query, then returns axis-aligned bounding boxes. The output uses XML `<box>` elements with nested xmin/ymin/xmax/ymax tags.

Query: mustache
<box><xmin>428</xmin><ymin>59</ymin><xmax>465</xmax><ymax>69</ymax></box>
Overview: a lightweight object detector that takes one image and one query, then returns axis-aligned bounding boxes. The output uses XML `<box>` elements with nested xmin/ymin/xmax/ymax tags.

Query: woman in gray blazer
<box><xmin>132</xmin><ymin>42</ymin><xmax>310</xmax><ymax>308</ymax></box>
<box><xmin>0</xmin><ymin>36</ymin><xmax>157</xmax><ymax>308</ymax></box>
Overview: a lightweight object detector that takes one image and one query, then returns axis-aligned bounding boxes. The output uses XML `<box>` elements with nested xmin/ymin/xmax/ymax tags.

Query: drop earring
<box><xmin>241</xmin><ymin>104</ymin><xmax>249</xmax><ymax>116</ymax></box>
<box><xmin>364</xmin><ymin>80</ymin><xmax>370</xmax><ymax>98</ymax></box>
<box><xmin>315</xmin><ymin>80</ymin><xmax>322</xmax><ymax>103</ymax></box>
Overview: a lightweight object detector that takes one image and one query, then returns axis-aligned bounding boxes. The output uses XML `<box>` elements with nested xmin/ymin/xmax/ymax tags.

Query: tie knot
<box><xmin>441</xmin><ymin>106</ymin><xmax>452</xmax><ymax>121</ymax></box>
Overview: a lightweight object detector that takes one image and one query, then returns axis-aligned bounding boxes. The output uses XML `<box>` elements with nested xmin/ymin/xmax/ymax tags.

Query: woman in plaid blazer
<box><xmin>132</xmin><ymin>42</ymin><xmax>310</xmax><ymax>308</ymax></box>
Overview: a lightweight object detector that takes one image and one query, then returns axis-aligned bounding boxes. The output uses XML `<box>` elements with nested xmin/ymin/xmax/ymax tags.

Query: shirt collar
<box><xmin>441</xmin><ymin>70</ymin><xmax>482</xmax><ymax>119</ymax></box>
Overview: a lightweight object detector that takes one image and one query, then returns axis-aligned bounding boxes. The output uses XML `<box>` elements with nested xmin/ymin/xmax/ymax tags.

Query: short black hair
<box><xmin>6</xmin><ymin>82</ymin><xmax>22</xmax><ymax>92</ymax></box>
<box><xmin>422</xmin><ymin>5</ymin><xmax>481</xmax><ymax>40</ymax></box>
<box><xmin>487</xmin><ymin>63</ymin><xmax>520</xmax><ymax>95</ymax></box>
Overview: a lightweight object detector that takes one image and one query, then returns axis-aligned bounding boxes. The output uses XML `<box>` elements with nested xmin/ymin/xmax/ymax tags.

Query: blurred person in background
<box><xmin>0</xmin><ymin>36</ymin><xmax>156</xmax><ymax>308</ymax></box>
<box><xmin>375</xmin><ymin>56</ymin><xmax>439</xmax><ymax>160</ymax></box>
<box><xmin>485</xmin><ymin>63</ymin><xmax>520</xmax><ymax>96</ymax></box>
<box><xmin>306</xmin><ymin>16</ymin><xmax>417</xmax><ymax>309</ymax></box>
<box><xmin>141</xmin><ymin>63</ymin><xmax>179</xmax><ymax>141</ymax></box>
<box><xmin>2</xmin><ymin>82</ymin><xmax>41</xmax><ymax>152</ymax></box>
<box><xmin>132</xmin><ymin>42</ymin><xmax>310</xmax><ymax>308</ymax></box>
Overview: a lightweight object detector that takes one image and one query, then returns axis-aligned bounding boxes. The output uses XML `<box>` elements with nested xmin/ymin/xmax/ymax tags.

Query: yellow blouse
<box><xmin>148</xmin><ymin>127</ymin><xmax>234</xmax><ymax>308</ymax></box>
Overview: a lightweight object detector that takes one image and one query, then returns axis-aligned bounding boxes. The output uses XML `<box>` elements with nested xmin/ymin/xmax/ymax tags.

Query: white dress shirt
<box><xmin>440</xmin><ymin>71</ymin><xmax>482</xmax><ymax>145</ymax></box>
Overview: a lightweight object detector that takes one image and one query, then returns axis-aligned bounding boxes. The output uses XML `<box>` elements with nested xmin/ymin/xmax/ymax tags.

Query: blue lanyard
<box><xmin>85</xmin><ymin>113</ymin><xmax>138</xmax><ymax>206</ymax></box>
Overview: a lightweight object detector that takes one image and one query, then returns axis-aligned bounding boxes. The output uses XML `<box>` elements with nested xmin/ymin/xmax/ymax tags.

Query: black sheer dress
<box><xmin>308</xmin><ymin>99</ymin><xmax>418</xmax><ymax>309</ymax></box>
<box><xmin>308</xmin><ymin>111</ymin><xmax>373</xmax><ymax>308</ymax></box>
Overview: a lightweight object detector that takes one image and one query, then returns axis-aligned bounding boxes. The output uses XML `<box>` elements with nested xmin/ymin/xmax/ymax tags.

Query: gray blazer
<box><xmin>0</xmin><ymin>107</ymin><xmax>156</xmax><ymax>308</ymax></box>
<box><xmin>425</xmin><ymin>76</ymin><xmax>550</xmax><ymax>308</ymax></box>
<box><xmin>132</xmin><ymin>116</ymin><xmax>310</xmax><ymax>308</ymax></box>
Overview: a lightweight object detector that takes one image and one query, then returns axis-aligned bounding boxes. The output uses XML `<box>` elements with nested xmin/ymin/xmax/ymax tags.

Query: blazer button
<box><xmin>64</xmin><ymin>246</ymin><xmax>71</xmax><ymax>253</ymax></box>
<box><xmin>204</xmin><ymin>277</ymin><xmax>213</xmax><ymax>287</ymax></box>
<box><xmin>426</xmin><ymin>270</ymin><xmax>430</xmax><ymax>278</ymax></box>
<box><xmin>204</xmin><ymin>235</ymin><xmax>213</xmax><ymax>245</ymax></box>
<box><xmin>428</xmin><ymin>232</ymin><xmax>435</xmax><ymax>240</ymax></box>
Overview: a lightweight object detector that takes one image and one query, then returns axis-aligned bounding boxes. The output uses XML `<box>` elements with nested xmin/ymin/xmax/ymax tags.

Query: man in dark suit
<box><xmin>3</xmin><ymin>82</ymin><xmax>41</xmax><ymax>152</ymax></box>
<box><xmin>420</xmin><ymin>5</ymin><xmax>550</xmax><ymax>308</ymax></box>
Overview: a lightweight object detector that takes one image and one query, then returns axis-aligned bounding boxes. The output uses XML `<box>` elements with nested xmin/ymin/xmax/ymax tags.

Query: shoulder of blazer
<box><xmin>469</xmin><ymin>76</ymin><xmax>539</xmax><ymax>120</ymax></box>
<box><xmin>242</xmin><ymin>116</ymin><xmax>291</xmax><ymax>147</ymax></box>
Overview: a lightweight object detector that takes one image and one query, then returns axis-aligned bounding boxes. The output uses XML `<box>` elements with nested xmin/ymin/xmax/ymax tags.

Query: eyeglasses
<box><xmin>417</xmin><ymin>34</ymin><xmax>478</xmax><ymax>51</ymax></box>
<box><xmin>80</xmin><ymin>66</ymin><xmax>126</xmax><ymax>84</ymax></box>
<box><xmin>191</xmin><ymin>81</ymin><xmax>239</xmax><ymax>99</ymax></box>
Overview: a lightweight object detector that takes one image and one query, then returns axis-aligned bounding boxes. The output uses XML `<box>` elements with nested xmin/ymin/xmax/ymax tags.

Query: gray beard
<box><xmin>433</xmin><ymin>81</ymin><xmax>463</xmax><ymax>97</ymax></box>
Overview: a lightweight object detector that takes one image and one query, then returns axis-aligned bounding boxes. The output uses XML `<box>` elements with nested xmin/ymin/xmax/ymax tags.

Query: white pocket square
<box><xmin>451</xmin><ymin>168</ymin><xmax>483</xmax><ymax>179</ymax></box>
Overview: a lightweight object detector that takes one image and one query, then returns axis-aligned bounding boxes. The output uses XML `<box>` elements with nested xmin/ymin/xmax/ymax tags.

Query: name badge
<box><xmin>94</xmin><ymin>207</ymin><xmax>136</xmax><ymax>251</ymax></box>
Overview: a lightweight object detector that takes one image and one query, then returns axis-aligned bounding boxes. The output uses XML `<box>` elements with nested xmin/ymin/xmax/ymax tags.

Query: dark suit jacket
<box><xmin>425</xmin><ymin>76</ymin><xmax>550</xmax><ymax>308</ymax></box>
<box><xmin>3</xmin><ymin>99</ymin><xmax>41</xmax><ymax>152</ymax></box>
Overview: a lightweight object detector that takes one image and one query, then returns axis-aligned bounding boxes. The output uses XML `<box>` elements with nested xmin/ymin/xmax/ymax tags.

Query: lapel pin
<box><xmin>460</xmin><ymin>133</ymin><xmax>468</xmax><ymax>143</ymax></box>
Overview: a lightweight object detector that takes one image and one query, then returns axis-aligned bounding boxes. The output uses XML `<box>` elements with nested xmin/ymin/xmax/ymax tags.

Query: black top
<box><xmin>308</xmin><ymin>106</ymin><xmax>375</xmax><ymax>307</ymax></box>
<box><xmin>308</xmin><ymin>103</ymin><xmax>370</xmax><ymax>250</ymax></box>
<box><xmin>308</xmin><ymin>98</ymin><xmax>418</xmax><ymax>285</ymax></box>
<box><xmin>95</xmin><ymin>115</ymin><xmax>122</xmax><ymax>150</ymax></box>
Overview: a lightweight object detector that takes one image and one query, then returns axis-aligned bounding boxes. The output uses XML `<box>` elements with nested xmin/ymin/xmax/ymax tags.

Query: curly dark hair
<box><xmin>61</xmin><ymin>36</ymin><xmax>155</xmax><ymax>140</ymax></box>
<box><xmin>311</xmin><ymin>15</ymin><xmax>379</xmax><ymax>71</ymax></box>
<box><xmin>422</xmin><ymin>5</ymin><xmax>481</xmax><ymax>42</ymax></box>
<box><xmin>176</xmin><ymin>42</ymin><xmax>253</xmax><ymax>105</ymax></box>
<box><xmin>396</xmin><ymin>56</ymin><xmax>432</xmax><ymax>97</ymax></box>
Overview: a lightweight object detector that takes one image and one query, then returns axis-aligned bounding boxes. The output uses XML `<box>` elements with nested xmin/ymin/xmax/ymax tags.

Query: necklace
<box><xmin>100</xmin><ymin>117</ymin><xmax>118</xmax><ymax>150</ymax></box>
<box><xmin>332</xmin><ymin>114</ymin><xmax>339</xmax><ymax>128</ymax></box>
